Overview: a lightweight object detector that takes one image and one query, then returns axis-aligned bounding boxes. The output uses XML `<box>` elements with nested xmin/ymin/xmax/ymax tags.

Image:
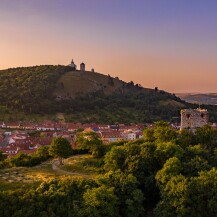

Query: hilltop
<box><xmin>0</xmin><ymin>65</ymin><xmax>217</xmax><ymax>123</ymax></box>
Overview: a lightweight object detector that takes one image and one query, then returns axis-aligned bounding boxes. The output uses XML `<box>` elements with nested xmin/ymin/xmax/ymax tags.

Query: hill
<box><xmin>176</xmin><ymin>93</ymin><xmax>217</xmax><ymax>105</ymax></box>
<box><xmin>0</xmin><ymin>65</ymin><xmax>217</xmax><ymax>123</ymax></box>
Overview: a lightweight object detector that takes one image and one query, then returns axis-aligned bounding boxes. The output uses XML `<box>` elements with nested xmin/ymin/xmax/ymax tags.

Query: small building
<box><xmin>180</xmin><ymin>108</ymin><xmax>209</xmax><ymax>130</ymax></box>
<box><xmin>122</xmin><ymin>132</ymin><xmax>137</xmax><ymax>141</ymax></box>
<box><xmin>80</xmin><ymin>62</ymin><xmax>85</xmax><ymax>71</ymax></box>
<box><xmin>69</xmin><ymin>59</ymin><xmax>77</xmax><ymax>70</ymax></box>
<box><xmin>99</xmin><ymin>131</ymin><xmax>123</xmax><ymax>144</ymax></box>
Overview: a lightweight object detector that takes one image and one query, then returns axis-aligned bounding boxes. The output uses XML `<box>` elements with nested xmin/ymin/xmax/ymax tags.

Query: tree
<box><xmin>154</xmin><ymin>122</ymin><xmax>177</xmax><ymax>143</ymax></box>
<box><xmin>81</xmin><ymin>186</ymin><xmax>120</xmax><ymax>217</ymax></box>
<box><xmin>177</xmin><ymin>129</ymin><xmax>195</xmax><ymax>148</ymax></box>
<box><xmin>155</xmin><ymin>169</ymin><xmax>217</xmax><ymax>217</ymax></box>
<box><xmin>182</xmin><ymin>156</ymin><xmax>211</xmax><ymax>177</ymax></box>
<box><xmin>9</xmin><ymin>152</ymin><xmax>31</xmax><ymax>167</ymax></box>
<box><xmin>154</xmin><ymin>175</ymin><xmax>188</xmax><ymax>217</ymax></box>
<box><xmin>97</xmin><ymin>171</ymin><xmax>145</xmax><ymax>217</ymax></box>
<box><xmin>195</xmin><ymin>125</ymin><xmax>217</xmax><ymax>155</ymax></box>
<box><xmin>104</xmin><ymin>146</ymin><xmax>127</xmax><ymax>172</ymax></box>
<box><xmin>155</xmin><ymin>157</ymin><xmax>182</xmax><ymax>186</ymax></box>
<box><xmin>76</xmin><ymin>132</ymin><xmax>104</xmax><ymax>158</ymax></box>
<box><xmin>143</xmin><ymin>128</ymin><xmax>155</xmax><ymax>142</ymax></box>
<box><xmin>154</xmin><ymin>142</ymin><xmax>184</xmax><ymax>166</ymax></box>
<box><xmin>36</xmin><ymin>146</ymin><xmax>50</xmax><ymax>161</ymax></box>
<box><xmin>185</xmin><ymin>169</ymin><xmax>217</xmax><ymax>217</ymax></box>
<box><xmin>49</xmin><ymin>137</ymin><xmax>72</xmax><ymax>164</ymax></box>
<box><xmin>0</xmin><ymin>151</ymin><xmax>6</xmax><ymax>162</ymax></box>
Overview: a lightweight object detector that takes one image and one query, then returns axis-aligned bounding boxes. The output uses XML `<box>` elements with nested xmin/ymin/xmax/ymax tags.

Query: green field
<box><xmin>0</xmin><ymin>155</ymin><xmax>100</xmax><ymax>190</ymax></box>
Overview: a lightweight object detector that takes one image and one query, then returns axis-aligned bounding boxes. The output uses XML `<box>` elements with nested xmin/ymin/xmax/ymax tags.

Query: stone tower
<box><xmin>80</xmin><ymin>62</ymin><xmax>85</xmax><ymax>71</ymax></box>
<box><xmin>180</xmin><ymin>108</ymin><xmax>209</xmax><ymax>130</ymax></box>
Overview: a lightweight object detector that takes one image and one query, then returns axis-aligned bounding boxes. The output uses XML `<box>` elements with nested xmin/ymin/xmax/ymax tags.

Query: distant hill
<box><xmin>176</xmin><ymin>93</ymin><xmax>217</xmax><ymax>105</ymax></box>
<box><xmin>0</xmin><ymin>65</ymin><xmax>217</xmax><ymax>123</ymax></box>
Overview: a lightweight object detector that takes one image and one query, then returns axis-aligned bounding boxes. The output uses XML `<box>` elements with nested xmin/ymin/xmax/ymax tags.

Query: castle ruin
<box><xmin>180</xmin><ymin>108</ymin><xmax>209</xmax><ymax>130</ymax></box>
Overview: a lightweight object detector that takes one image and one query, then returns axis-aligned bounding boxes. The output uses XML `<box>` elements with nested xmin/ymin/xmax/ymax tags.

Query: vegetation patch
<box><xmin>61</xmin><ymin>154</ymin><xmax>103</xmax><ymax>175</ymax></box>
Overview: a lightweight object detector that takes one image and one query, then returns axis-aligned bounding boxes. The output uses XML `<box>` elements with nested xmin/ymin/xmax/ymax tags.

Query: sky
<box><xmin>0</xmin><ymin>0</ymin><xmax>217</xmax><ymax>93</ymax></box>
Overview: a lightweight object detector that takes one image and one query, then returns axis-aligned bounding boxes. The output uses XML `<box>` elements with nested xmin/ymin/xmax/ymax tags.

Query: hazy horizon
<box><xmin>0</xmin><ymin>0</ymin><xmax>217</xmax><ymax>93</ymax></box>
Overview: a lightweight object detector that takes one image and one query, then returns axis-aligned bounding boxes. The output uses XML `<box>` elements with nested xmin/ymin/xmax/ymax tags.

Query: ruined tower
<box><xmin>180</xmin><ymin>108</ymin><xmax>209</xmax><ymax>130</ymax></box>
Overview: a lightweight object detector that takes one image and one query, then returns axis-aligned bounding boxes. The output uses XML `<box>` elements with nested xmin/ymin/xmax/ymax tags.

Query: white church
<box><xmin>68</xmin><ymin>59</ymin><xmax>94</xmax><ymax>72</ymax></box>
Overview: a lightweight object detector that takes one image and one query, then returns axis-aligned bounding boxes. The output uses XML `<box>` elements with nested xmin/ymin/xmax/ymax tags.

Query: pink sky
<box><xmin>0</xmin><ymin>0</ymin><xmax>216</xmax><ymax>93</ymax></box>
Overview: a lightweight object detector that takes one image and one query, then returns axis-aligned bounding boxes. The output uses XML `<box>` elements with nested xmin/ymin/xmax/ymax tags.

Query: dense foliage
<box><xmin>1</xmin><ymin>124</ymin><xmax>217</xmax><ymax>216</ymax></box>
<box><xmin>49</xmin><ymin>137</ymin><xmax>73</xmax><ymax>164</ymax></box>
<box><xmin>0</xmin><ymin>65</ymin><xmax>72</xmax><ymax>114</ymax></box>
<box><xmin>0</xmin><ymin>146</ymin><xmax>51</xmax><ymax>168</ymax></box>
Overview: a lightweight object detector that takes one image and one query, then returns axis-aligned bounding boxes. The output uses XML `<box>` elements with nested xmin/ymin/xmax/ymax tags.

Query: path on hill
<box><xmin>51</xmin><ymin>156</ymin><xmax>90</xmax><ymax>178</ymax></box>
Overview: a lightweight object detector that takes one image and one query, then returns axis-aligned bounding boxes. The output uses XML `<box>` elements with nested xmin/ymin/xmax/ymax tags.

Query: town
<box><xmin>0</xmin><ymin>108</ymin><xmax>217</xmax><ymax>158</ymax></box>
<box><xmin>0</xmin><ymin>121</ymin><xmax>144</xmax><ymax>157</ymax></box>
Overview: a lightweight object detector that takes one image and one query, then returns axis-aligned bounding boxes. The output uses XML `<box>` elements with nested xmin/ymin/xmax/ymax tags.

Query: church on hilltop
<box><xmin>68</xmin><ymin>59</ymin><xmax>77</xmax><ymax>70</ymax></box>
<box><xmin>68</xmin><ymin>59</ymin><xmax>88</xmax><ymax>72</ymax></box>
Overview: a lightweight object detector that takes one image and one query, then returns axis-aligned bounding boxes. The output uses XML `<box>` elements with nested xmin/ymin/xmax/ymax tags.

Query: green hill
<box><xmin>0</xmin><ymin>65</ymin><xmax>216</xmax><ymax>123</ymax></box>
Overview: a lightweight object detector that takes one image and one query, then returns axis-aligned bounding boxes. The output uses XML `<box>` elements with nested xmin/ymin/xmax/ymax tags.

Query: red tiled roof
<box><xmin>39</xmin><ymin>137</ymin><xmax>52</xmax><ymax>146</ymax></box>
<box><xmin>100</xmin><ymin>131</ymin><xmax>122</xmax><ymax>138</ymax></box>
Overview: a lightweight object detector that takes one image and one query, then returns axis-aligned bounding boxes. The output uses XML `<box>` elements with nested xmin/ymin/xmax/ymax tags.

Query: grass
<box><xmin>0</xmin><ymin>154</ymin><xmax>103</xmax><ymax>190</ymax></box>
<box><xmin>60</xmin><ymin>154</ymin><xmax>103</xmax><ymax>175</ymax></box>
<box><xmin>54</xmin><ymin>70</ymin><xmax>124</xmax><ymax>97</ymax></box>
<box><xmin>0</xmin><ymin>160</ymin><xmax>65</xmax><ymax>190</ymax></box>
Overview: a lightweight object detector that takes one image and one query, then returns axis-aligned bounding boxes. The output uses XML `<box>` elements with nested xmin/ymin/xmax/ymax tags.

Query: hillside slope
<box><xmin>0</xmin><ymin>65</ymin><xmax>216</xmax><ymax>123</ymax></box>
<box><xmin>53</xmin><ymin>70</ymin><xmax>125</xmax><ymax>97</ymax></box>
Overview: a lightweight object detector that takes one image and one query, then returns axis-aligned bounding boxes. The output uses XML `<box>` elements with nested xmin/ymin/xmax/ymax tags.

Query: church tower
<box><xmin>69</xmin><ymin>59</ymin><xmax>77</xmax><ymax>70</ymax></box>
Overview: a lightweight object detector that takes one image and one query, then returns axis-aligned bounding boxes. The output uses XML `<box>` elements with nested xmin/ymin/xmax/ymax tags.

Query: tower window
<box><xmin>186</xmin><ymin>114</ymin><xmax>191</xmax><ymax>119</ymax></box>
<box><xmin>201</xmin><ymin>114</ymin><xmax>204</xmax><ymax>118</ymax></box>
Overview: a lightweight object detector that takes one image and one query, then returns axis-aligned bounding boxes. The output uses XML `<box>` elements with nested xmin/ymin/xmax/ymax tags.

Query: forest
<box><xmin>0</xmin><ymin>122</ymin><xmax>217</xmax><ymax>217</ymax></box>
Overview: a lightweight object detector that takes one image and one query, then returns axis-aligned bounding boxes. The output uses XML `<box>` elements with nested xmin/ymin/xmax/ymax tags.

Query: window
<box><xmin>186</xmin><ymin>114</ymin><xmax>191</xmax><ymax>119</ymax></box>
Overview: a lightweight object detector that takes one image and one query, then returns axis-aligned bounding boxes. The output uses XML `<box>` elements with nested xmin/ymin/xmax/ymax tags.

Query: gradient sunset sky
<box><xmin>0</xmin><ymin>0</ymin><xmax>216</xmax><ymax>93</ymax></box>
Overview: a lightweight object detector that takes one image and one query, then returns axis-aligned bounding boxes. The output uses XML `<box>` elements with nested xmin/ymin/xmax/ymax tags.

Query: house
<box><xmin>4</xmin><ymin>131</ymin><xmax>12</xmax><ymax>136</ymax></box>
<box><xmin>98</xmin><ymin>124</ymin><xmax>110</xmax><ymax>131</ymax></box>
<box><xmin>38</xmin><ymin>137</ymin><xmax>52</xmax><ymax>146</ymax></box>
<box><xmin>2</xmin><ymin>122</ymin><xmax>20</xmax><ymax>129</ymax></box>
<box><xmin>67</xmin><ymin>123</ymin><xmax>82</xmax><ymax>132</ymax></box>
<box><xmin>121</xmin><ymin>131</ymin><xmax>137</xmax><ymax>141</ymax></box>
<box><xmin>22</xmin><ymin>123</ymin><xmax>36</xmax><ymax>130</ymax></box>
<box><xmin>99</xmin><ymin>131</ymin><xmax>123</xmax><ymax>144</ymax></box>
<box><xmin>0</xmin><ymin>145</ymin><xmax>19</xmax><ymax>156</ymax></box>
